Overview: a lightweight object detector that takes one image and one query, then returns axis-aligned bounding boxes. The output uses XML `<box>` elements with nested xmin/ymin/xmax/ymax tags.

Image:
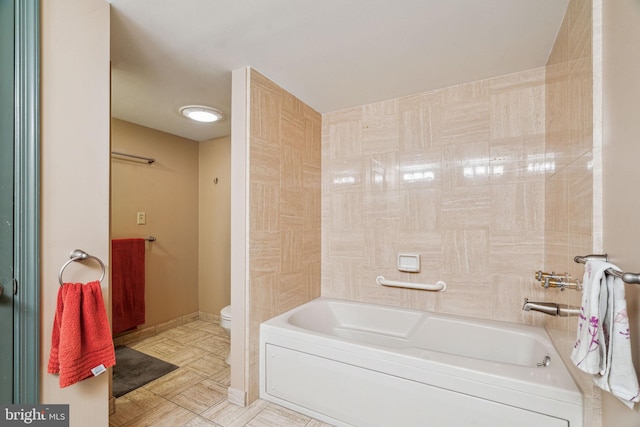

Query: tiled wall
<box><xmin>543</xmin><ymin>0</ymin><xmax>594</xmax><ymax>331</ymax></box>
<box><xmin>544</xmin><ymin>0</ymin><xmax>598</xmax><ymax>425</ymax></box>
<box><xmin>247</xmin><ymin>70</ymin><xmax>322</xmax><ymax>401</ymax></box>
<box><xmin>321</xmin><ymin>68</ymin><xmax>548</xmax><ymax>325</ymax></box>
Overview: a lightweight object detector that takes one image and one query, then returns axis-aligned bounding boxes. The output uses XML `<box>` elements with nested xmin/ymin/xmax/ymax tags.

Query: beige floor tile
<box><xmin>122</xmin><ymin>399</ymin><xmax>199</xmax><ymax>427</ymax></box>
<box><xmin>132</xmin><ymin>338</ymin><xmax>183</xmax><ymax>358</ymax></box>
<box><xmin>195</xmin><ymin>323</ymin><xmax>223</xmax><ymax>335</ymax></box>
<box><xmin>112</xmin><ymin>319</ymin><xmax>329</xmax><ymax>427</ymax></box>
<box><xmin>162</xmin><ymin>325</ymin><xmax>211</xmax><ymax>343</ymax></box>
<box><xmin>208</xmin><ymin>366</ymin><xmax>230</xmax><ymax>387</ymax></box>
<box><xmin>182</xmin><ymin>415</ymin><xmax>222</xmax><ymax>426</ymax></box>
<box><xmin>245</xmin><ymin>403</ymin><xmax>311</xmax><ymax>427</ymax></box>
<box><xmin>110</xmin><ymin>388</ymin><xmax>168</xmax><ymax>426</ymax></box>
<box><xmin>184</xmin><ymin>354</ymin><xmax>228</xmax><ymax>377</ymax></box>
<box><xmin>304</xmin><ymin>419</ymin><xmax>336</xmax><ymax>427</ymax></box>
<box><xmin>192</xmin><ymin>335</ymin><xmax>230</xmax><ymax>353</ymax></box>
<box><xmin>170</xmin><ymin>379</ymin><xmax>229</xmax><ymax>414</ymax></box>
<box><xmin>201</xmin><ymin>399</ymin><xmax>268</xmax><ymax>427</ymax></box>
<box><xmin>183</xmin><ymin>319</ymin><xmax>215</xmax><ymax>330</ymax></box>
<box><xmin>144</xmin><ymin>367</ymin><xmax>206</xmax><ymax>399</ymax></box>
<box><xmin>164</xmin><ymin>347</ymin><xmax>211</xmax><ymax>366</ymax></box>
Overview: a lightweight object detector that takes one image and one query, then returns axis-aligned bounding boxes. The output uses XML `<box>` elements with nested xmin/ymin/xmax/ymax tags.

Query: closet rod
<box><xmin>111</xmin><ymin>151</ymin><xmax>155</xmax><ymax>164</ymax></box>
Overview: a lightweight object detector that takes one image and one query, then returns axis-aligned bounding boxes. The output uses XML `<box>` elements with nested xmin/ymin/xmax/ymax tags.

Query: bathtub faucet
<box><xmin>522</xmin><ymin>298</ymin><xmax>580</xmax><ymax>317</ymax></box>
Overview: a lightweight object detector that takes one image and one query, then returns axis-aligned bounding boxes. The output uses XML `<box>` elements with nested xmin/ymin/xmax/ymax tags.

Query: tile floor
<box><xmin>109</xmin><ymin>319</ymin><xmax>333</xmax><ymax>427</ymax></box>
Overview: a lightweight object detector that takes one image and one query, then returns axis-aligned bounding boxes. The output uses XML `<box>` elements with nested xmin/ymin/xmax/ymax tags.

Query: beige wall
<box><xmin>111</xmin><ymin>119</ymin><xmax>199</xmax><ymax>328</ymax></box>
<box><xmin>600</xmin><ymin>0</ymin><xmax>640</xmax><ymax>425</ymax></box>
<box><xmin>199</xmin><ymin>136</ymin><xmax>231</xmax><ymax>315</ymax></box>
<box><xmin>239</xmin><ymin>69</ymin><xmax>322</xmax><ymax>403</ymax></box>
<box><xmin>40</xmin><ymin>0</ymin><xmax>111</xmax><ymax>425</ymax></box>
<box><xmin>322</xmin><ymin>68</ymin><xmax>546</xmax><ymax>324</ymax></box>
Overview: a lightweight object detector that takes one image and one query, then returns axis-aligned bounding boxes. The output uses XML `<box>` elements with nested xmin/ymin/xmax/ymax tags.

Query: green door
<box><xmin>0</xmin><ymin>0</ymin><xmax>16</xmax><ymax>403</ymax></box>
<box><xmin>2</xmin><ymin>0</ymin><xmax>40</xmax><ymax>404</ymax></box>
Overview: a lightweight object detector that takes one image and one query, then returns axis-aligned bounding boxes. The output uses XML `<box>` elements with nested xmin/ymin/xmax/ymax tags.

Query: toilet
<box><xmin>220</xmin><ymin>305</ymin><xmax>231</xmax><ymax>364</ymax></box>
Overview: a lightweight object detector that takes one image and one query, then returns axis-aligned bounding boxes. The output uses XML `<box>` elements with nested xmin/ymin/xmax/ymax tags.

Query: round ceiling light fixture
<box><xmin>179</xmin><ymin>105</ymin><xmax>224</xmax><ymax>123</ymax></box>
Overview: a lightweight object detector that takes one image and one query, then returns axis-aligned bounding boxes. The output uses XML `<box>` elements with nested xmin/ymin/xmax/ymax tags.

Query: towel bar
<box><xmin>58</xmin><ymin>249</ymin><xmax>105</xmax><ymax>286</ymax></box>
<box><xmin>111</xmin><ymin>151</ymin><xmax>155</xmax><ymax>164</ymax></box>
<box><xmin>574</xmin><ymin>254</ymin><xmax>640</xmax><ymax>285</ymax></box>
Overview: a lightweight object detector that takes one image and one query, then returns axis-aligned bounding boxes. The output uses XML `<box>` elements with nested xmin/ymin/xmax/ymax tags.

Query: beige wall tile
<box><xmin>568</xmin><ymin>0</ymin><xmax>592</xmax><ymax>61</ymax></box>
<box><xmin>547</xmin><ymin>7</ymin><xmax>569</xmax><ymax>66</ymax></box>
<box><xmin>442</xmin><ymin>140</ymin><xmax>489</xmax><ymax>188</ymax></box>
<box><xmin>400</xmin><ymin>189</ymin><xmax>440</xmax><ymax>231</ymax></box>
<box><xmin>490</xmin><ymin>85</ymin><xmax>545</xmax><ymax>139</ymax></box>
<box><xmin>441</xmin><ymin>230</ymin><xmax>489</xmax><ymax>275</ymax></box>
<box><xmin>490</xmin><ymin>230</ymin><xmax>544</xmax><ymax>276</ymax></box>
<box><xmin>438</xmin><ymin>98</ymin><xmax>490</xmax><ymax>144</ymax></box>
<box><xmin>398</xmin><ymin>148</ymin><xmax>442</xmax><ymax>189</ymax></box>
<box><xmin>328</xmin><ymin>120</ymin><xmax>362</xmax><ymax>160</ymax></box>
<box><xmin>322</xmin><ymin>67</ymin><xmax>547</xmax><ymax>325</ymax></box>
<box><xmin>440</xmin><ymin>186</ymin><xmax>491</xmax><ymax>229</ymax></box>
<box><xmin>543</xmin><ymin>0</ymin><xmax>593</xmax><ymax>339</ymax></box>
<box><xmin>400</xmin><ymin>108</ymin><xmax>435</xmax><ymax>150</ymax></box>
<box><xmin>362</xmin><ymin>114</ymin><xmax>400</xmax><ymax>155</ymax></box>
<box><xmin>489</xmin><ymin>135</ymin><xmax>545</xmax><ymax>184</ymax></box>
<box><xmin>490</xmin><ymin>182</ymin><xmax>545</xmax><ymax>232</ymax></box>
<box><xmin>246</xmin><ymin>69</ymin><xmax>322</xmax><ymax>403</ymax></box>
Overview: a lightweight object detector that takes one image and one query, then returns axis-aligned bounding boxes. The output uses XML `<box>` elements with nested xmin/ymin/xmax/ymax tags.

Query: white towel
<box><xmin>571</xmin><ymin>260</ymin><xmax>608</xmax><ymax>374</ymax></box>
<box><xmin>571</xmin><ymin>260</ymin><xmax>640</xmax><ymax>408</ymax></box>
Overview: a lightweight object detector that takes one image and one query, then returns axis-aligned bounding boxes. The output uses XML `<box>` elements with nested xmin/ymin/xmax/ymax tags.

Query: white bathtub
<box><xmin>260</xmin><ymin>297</ymin><xmax>583</xmax><ymax>427</ymax></box>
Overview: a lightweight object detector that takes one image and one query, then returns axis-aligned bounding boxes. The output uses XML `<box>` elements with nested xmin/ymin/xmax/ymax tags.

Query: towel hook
<box><xmin>58</xmin><ymin>249</ymin><xmax>105</xmax><ymax>286</ymax></box>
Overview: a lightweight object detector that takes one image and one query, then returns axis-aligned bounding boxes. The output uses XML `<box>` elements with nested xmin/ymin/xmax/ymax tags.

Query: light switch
<box><xmin>137</xmin><ymin>212</ymin><xmax>146</xmax><ymax>225</ymax></box>
<box><xmin>398</xmin><ymin>253</ymin><xmax>420</xmax><ymax>273</ymax></box>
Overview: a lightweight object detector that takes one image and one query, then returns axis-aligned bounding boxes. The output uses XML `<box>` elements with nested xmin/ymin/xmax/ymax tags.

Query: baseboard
<box><xmin>112</xmin><ymin>311</ymin><xmax>209</xmax><ymax>347</ymax></box>
<box><xmin>227</xmin><ymin>387</ymin><xmax>246</xmax><ymax>407</ymax></box>
<box><xmin>109</xmin><ymin>396</ymin><xmax>116</xmax><ymax>415</ymax></box>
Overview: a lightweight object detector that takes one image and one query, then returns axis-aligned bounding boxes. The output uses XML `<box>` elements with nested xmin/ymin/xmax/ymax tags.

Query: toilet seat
<box><xmin>221</xmin><ymin>305</ymin><xmax>231</xmax><ymax>321</ymax></box>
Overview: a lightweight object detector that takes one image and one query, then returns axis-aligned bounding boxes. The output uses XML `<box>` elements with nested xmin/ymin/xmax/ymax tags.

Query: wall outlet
<box><xmin>136</xmin><ymin>211</ymin><xmax>146</xmax><ymax>225</ymax></box>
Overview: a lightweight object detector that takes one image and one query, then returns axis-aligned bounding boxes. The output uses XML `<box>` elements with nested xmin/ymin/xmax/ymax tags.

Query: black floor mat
<box><xmin>112</xmin><ymin>346</ymin><xmax>178</xmax><ymax>398</ymax></box>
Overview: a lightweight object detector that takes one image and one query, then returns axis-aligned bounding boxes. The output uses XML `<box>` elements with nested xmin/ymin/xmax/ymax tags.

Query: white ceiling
<box><xmin>110</xmin><ymin>0</ymin><xmax>569</xmax><ymax>142</ymax></box>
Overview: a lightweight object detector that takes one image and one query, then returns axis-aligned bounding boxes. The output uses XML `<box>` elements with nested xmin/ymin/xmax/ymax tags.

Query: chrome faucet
<box><xmin>522</xmin><ymin>298</ymin><xmax>580</xmax><ymax>317</ymax></box>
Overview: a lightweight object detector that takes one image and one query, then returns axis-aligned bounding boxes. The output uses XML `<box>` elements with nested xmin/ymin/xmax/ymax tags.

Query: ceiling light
<box><xmin>179</xmin><ymin>105</ymin><xmax>224</xmax><ymax>123</ymax></box>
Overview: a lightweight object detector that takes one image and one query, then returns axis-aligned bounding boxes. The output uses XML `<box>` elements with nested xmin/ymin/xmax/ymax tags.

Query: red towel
<box><xmin>112</xmin><ymin>238</ymin><xmax>146</xmax><ymax>334</ymax></box>
<box><xmin>48</xmin><ymin>281</ymin><xmax>116</xmax><ymax>388</ymax></box>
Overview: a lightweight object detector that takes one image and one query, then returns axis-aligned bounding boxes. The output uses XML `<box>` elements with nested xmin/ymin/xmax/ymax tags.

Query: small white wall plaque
<box><xmin>397</xmin><ymin>253</ymin><xmax>420</xmax><ymax>273</ymax></box>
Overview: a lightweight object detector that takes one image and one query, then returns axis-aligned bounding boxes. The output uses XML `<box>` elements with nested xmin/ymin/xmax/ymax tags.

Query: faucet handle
<box><xmin>533</xmin><ymin>270</ymin><xmax>582</xmax><ymax>291</ymax></box>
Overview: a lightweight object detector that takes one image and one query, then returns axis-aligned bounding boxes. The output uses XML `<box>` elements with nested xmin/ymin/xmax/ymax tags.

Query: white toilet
<box><xmin>220</xmin><ymin>305</ymin><xmax>231</xmax><ymax>364</ymax></box>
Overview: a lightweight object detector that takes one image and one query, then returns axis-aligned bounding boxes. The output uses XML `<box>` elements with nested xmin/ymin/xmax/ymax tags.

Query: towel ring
<box><xmin>58</xmin><ymin>249</ymin><xmax>105</xmax><ymax>286</ymax></box>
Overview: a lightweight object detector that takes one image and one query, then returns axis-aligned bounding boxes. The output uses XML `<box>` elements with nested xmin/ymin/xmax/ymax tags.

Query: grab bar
<box><xmin>574</xmin><ymin>254</ymin><xmax>640</xmax><ymax>284</ymax></box>
<box><xmin>376</xmin><ymin>275</ymin><xmax>447</xmax><ymax>292</ymax></box>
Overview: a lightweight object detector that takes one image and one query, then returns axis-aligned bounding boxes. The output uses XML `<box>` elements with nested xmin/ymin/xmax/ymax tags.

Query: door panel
<box><xmin>0</xmin><ymin>0</ymin><xmax>16</xmax><ymax>404</ymax></box>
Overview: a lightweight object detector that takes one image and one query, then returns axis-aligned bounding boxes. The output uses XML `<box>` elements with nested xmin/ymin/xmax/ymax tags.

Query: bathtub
<box><xmin>260</xmin><ymin>297</ymin><xmax>583</xmax><ymax>427</ymax></box>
